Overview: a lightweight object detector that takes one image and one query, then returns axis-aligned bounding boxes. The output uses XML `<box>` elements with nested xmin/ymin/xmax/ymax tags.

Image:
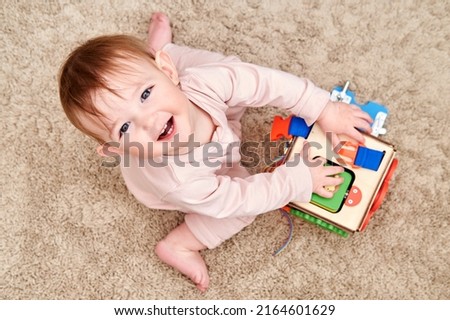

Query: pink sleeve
<box><xmin>161</xmin><ymin>162</ymin><xmax>313</xmax><ymax>218</ymax></box>
<box><xmin>163</xmin><ymin>43</ymin><xmax>240</xmax><ymax>73</ymax></box>
<box><xmin>186</xmin><ymin>62</ymin><xmax>330</xmax><ymax>125</ymax></box>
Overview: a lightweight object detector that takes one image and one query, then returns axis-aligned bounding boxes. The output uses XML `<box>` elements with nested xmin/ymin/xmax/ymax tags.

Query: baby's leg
<box><xmin>185</xmin><ymin>213</ymin><xmax>256</xmax><ymax>251</ymax></box>
<box><xmin>155</xmin><ymin>222</ymin><xmax>209</xmax><ymax>292</ymax></box>
<box><xmin>156</xmin><ymin>165</ymin><xmax>256</xmax><ymax>291</ymax></box>
<box><xmin>147</xmin><ymin>12</ymin><xmax>172</xmax><ymax>55</ymax></box>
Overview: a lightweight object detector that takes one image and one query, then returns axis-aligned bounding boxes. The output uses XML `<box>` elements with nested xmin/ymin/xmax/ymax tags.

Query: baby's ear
<box><xmin>96</xmin><ymin>143</ymin><xmax>121</xmax><ymax>168</ymax></box>
<box><xmin>154</xmin><ymin>50</ymin><xmax>179</xmax><ymax>85</ymax></box>
<box><xmin>96</xmin><ymin>142</ymin><xmax>122</xmax><ymax>157</ymax></box>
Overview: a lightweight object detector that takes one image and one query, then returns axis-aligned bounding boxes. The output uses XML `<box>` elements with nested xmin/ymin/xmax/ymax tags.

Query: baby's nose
<box><xmin>135</xmin><ymin>112</ymin><xmax>156</xmax><ymax>129</ymax></box>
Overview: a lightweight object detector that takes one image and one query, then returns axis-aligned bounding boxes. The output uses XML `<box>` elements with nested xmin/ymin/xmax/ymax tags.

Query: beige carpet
<box><xmin>1</xmin><ymin>0</ymin><xmax>449</xmax><ymax>300</ymax></box>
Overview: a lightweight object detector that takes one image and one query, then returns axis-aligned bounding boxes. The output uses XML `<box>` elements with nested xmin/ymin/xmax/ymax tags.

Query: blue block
<box><xmin>354</xmin><ymin>146</ymin><xmax>385</xmax><ymax>171</ymax></box>
<box><xmin>289</xmin><ymin>116</ymin><xmax>312</xmax><ymax>138</ymax></box>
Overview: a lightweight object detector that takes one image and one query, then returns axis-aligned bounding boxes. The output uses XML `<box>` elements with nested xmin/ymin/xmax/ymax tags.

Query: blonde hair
<box><xmin>58</xmin><ymin>35</ymin><xmax>155</xmax><ymax>144</ymax></box>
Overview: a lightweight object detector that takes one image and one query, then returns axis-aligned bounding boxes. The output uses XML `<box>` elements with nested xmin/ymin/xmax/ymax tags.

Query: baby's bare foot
<box><xmin>147</xmin><ymin>12</ymin><xmax>172</xmax><ymax>55</ymax></box>
<box><xmin>155</xmin><ymin>239</ymin><xmax>209</xmax><ymax>292</ymax></box>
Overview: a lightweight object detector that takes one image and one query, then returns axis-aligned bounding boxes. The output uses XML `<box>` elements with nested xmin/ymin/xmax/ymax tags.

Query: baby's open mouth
<box><xmin>158</xmin><ymin>116</ymin><xmax>174</xmax><ymax>140</ymax></box>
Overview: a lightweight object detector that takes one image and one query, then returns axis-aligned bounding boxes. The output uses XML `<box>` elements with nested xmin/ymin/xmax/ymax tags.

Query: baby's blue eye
<box><xmin>119</xmin><ymin>122</ymin><xmax>130</xmax><ymax>137</ymax></box>
<box><xmin>140</xmin><ymin>88</ymin><xmax>152</xmax><ymax>102</ymax></box>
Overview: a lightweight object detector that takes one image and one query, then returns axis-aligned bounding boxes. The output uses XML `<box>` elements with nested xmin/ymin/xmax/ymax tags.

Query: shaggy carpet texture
<box><xmin>1</xmin><ymin>0</ymin><xmax>449</xmax><ymax>299</ymax></box>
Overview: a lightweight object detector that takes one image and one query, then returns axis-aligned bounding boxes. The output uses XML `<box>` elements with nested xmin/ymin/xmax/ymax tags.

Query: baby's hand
<box><xmin>308</xmin><ymin>157</ymin><xmax>344</xmax><ymax>198</ymax></box>
<box><xmin>316</xmin><ymin>101</ymin><xmax>373</xmax><ymax>148</ymax></box>
<box><xmin>301</xmin><ymin>145</ymin><xmax>344</xmax><ymax>198</ymax></box>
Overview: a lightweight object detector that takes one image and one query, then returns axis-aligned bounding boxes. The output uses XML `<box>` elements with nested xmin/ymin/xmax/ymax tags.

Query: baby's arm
<box><xmin>163</xmin><ymin>44</ymin><xmax>240</xmax><ymax>74</ymax></box>
<box><xmin>162</xmin><ymin>161</ymin><xmax>315</xmax><ymax>219</ymax></box>
<box><xmin>186</xmin><ymin>61</ymin><xmax>330</xmax><ymax>125</ymax></box>
<box><xmin>186</xmin><ymin>60</ymin><xmax>373</xmax><ymax>160</ymax></box>
<box><xmin>186</xmin><ymin>61</ymin><xmax>372</xmax><ymax>140</ymax></box>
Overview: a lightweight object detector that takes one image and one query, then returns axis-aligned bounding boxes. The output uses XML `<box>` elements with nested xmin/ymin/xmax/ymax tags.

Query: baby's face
<box><xmin>83</xmin><ymin>53</ymin><xmax>206</xmax><ymax>159</ymax></box>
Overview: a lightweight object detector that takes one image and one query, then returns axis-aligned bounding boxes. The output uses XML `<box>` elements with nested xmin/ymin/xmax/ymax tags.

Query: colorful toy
<box><xmin>330</xmin><ymin>81</ymin><xmax>388</xmax><ymax>137</ymax></box>
<box><xmin>311</xmin><ymin>161</ymin><xmax>355</xmax><ymax>213</ymax></box>
<box><xmin>269</xmin><ymin>82</ymin><xmax>398</xmax><ymax>239</ymax></box>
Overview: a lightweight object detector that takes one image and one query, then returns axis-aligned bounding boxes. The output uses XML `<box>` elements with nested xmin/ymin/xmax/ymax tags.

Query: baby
<box><xmin>59</xmin><ymin>13</ymin><xmax>372</xmax><ymax>291</ymax></box>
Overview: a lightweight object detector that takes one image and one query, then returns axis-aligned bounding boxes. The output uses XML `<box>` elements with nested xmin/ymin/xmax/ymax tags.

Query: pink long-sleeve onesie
<box><xmin>120</xmin><ymin>44</ymin><xmax>330</xmax><ymax>249</ymax></box>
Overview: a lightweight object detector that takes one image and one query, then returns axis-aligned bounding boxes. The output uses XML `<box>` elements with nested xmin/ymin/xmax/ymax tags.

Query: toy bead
<box><xmin>289</xmin><ymin>116</ymin><xmax>312</xmax><ymax>139</ymax></box>
<box><xmin>270</xmin><ymin>115</ymin><xmax>312</xmax><ymax>141</ymax></box>
<box><xmin>270</xmin><ymin>115</ymin><xmax>292</xmax><ymax>141</ymax></box>
<box><xmin>338</xmin><ymin>142</ymin><xmax>384</xmax><ymax>171</ymax></box>
<box><xmin>354</xmin><ymin>146</ymin><xmax>385</xmax><ymax>171</ymax></box>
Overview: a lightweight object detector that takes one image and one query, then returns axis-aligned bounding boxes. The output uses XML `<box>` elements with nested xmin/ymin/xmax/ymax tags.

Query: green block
<box><xmin>311</xmin><ymin>166</ymin><xmax>355</xmax><ymax>213</ymax></box>
<box><xmin>289</xmin><ymin>208</ymin><xmax>349</xmax><ymax>238</ymax></box>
